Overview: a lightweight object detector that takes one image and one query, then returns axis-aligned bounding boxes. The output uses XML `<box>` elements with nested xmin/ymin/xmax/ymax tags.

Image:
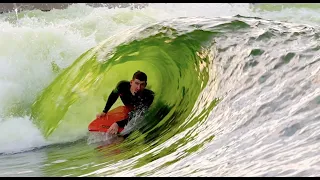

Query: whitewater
<box><xmin>0</xmin><ymin>3</ymin><xmax>319</xmax><ymax>177</ymax></box>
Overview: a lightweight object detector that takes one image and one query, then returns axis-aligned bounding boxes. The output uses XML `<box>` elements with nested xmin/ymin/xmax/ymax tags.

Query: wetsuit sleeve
<box><xmin>116</xmin><ymin>118</ymin><xmax>128</xmax><ymax>128</ymax></box>
<box><xmin>145</xmin><ymin>91</ymin><xmax>155</xmax><ymax>108</ymax></box>
<box><xmin>102</xmin><ymin>91</ymin><xmax>118</xmax><ymax>113</ymax></box>
<box><xmin>102</xmin><ymin>81</ymin><xmax>126</xmax><ymax>113</ymax></box>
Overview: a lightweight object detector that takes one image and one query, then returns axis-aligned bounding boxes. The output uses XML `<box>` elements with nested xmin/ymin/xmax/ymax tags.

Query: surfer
<box><xmin>96</xmin><ymin>70</ymin><xmax>155</xmax><ymax>135</ymax></box>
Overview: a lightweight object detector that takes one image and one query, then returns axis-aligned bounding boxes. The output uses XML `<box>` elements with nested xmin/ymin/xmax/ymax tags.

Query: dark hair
<box><xmin>132</xmin><ymin>70</ymin><xmax>147</xmax><ymax>82</ymax></box>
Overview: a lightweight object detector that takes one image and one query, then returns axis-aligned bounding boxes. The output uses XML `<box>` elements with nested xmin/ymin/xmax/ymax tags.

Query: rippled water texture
<box><xmin>0</xmin><ymin>3</ymin><xmax>319</xmax><ymax>177</ymax></box>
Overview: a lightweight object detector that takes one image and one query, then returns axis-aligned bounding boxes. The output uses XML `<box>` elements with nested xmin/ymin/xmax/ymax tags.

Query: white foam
<box><xmin>0</xmin><ymin>3</ymin><xmax>319</xmax><ymax>154</ymax></box>
<box><xmin>0</xmin><ymin>116</ymin><xmax>50</xmax><ymax>154</ymax></box>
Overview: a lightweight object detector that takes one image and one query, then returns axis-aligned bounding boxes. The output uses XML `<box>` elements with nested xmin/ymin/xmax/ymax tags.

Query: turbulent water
<box><xmin>0</xmin><ymin>3</ymin><xmax>320</xmax><ymax>177</ymax></box>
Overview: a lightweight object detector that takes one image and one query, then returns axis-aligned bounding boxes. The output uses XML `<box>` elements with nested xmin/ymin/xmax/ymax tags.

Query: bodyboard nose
<box><xmin>88</xmin><ymin>106</ymin><xmax>130</xmax><ymax>133</ymax></box>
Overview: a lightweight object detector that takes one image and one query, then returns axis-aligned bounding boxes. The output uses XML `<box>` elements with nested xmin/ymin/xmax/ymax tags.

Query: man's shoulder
<box><xmin>117</xmin><ymin>80</ymin><xmax>130</xmax><ymax>87</ymax></box>
<box><xmin>143</xmin><ymin>88</ymin><xmax>155</xmax><ymax>97</ymax></box>
<box><xmin>114</xmin><ymin>80</ymin><xmax>130</xmax><ymax>93</ymax></box>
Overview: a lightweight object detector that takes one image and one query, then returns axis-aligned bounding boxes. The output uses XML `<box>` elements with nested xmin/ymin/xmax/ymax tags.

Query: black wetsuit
<box><xmin>103</xmin><ymin>80</ymin><xmax>155</xmax><ymax>128</ymax></box>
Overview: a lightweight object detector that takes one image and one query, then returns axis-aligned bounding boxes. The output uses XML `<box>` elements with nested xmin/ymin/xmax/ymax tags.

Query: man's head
<box><xmin>130</xmin><ymin>71</ymin><xmax>147</xmax><ymax>95</ymax></box>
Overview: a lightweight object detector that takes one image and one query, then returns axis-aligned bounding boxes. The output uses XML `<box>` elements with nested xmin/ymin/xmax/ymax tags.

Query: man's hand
<box><xmin>107</xmin><ymin>123</ymin><xmax>119</xmax><ymax>135</ymax></box>
<box><xmin>96</xmin><ymin>112</ymin><xmax>106</xmax><ymax>118</ymax></box>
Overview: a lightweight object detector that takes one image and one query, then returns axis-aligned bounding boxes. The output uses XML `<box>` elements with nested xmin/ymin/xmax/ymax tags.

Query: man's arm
<box><xmin>116</xmin><ymin>118</ymin><xmax>129</xmax><ymax>128</ymax></box>
<box><xmin>102</xmin><ymin>91</ymin><xmax>119</xmax><ymax>113</ymax></box>
<box><xmin>145</xmin><ymin>91</ymin><xmax>155</xmax><ymax>108</ymax></box>
<box><xmin>102</xmin><ymin>81</ymin><xmax>126</xmax><ymax>113</ymax></box>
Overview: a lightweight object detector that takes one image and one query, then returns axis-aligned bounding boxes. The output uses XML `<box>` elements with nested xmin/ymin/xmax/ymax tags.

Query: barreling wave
<box><xmin>30</xmin><ymin>19</ymin><xmax>223</xmax><ymax>144</ymax></box>
<box><xmin>1</xmin><ymin>3</ymin><xmax>319</xmax><ymax>176</ymax></box>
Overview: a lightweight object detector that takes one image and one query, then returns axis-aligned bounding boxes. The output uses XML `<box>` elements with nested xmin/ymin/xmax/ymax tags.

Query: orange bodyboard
<box><xmin>88</xmin><ymin>106</ymin><xmax>131</xmax><ymax>133</ymax></box>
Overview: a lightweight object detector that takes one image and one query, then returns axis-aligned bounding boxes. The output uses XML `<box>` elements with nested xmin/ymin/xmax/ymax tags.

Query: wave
<box><xmin>0</xmin><ymin>3</ymin><xmax>319</xmax><ymax>177</ymax></box>
<box><xmin>30</xmin><ymin>19</ymin><xmax>221</xmax><ymax>144</ymax></box>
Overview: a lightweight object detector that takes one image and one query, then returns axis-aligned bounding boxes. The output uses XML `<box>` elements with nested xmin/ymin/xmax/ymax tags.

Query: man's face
<box><xmin>130</xmin><ymin>79</ymin><xmax>146</xmax><ymax>95</ymax></box>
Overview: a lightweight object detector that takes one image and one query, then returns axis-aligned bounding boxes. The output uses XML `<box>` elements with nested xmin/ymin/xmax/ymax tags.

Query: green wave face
<box><xmin>31</xmin><ymin>27</ymin><xmax>216</xmax><ymax>142</ymax></box>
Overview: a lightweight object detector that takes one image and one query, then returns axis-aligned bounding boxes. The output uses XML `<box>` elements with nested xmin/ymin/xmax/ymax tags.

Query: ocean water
<box><xmin>0</xmin><ymin>3</ymin><xmax>319</xmax><ymax>177</ymax></box>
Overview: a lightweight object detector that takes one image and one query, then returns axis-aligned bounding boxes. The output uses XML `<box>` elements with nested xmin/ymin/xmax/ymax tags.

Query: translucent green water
<box><xmin>2</xmin><ymin>3</ymin><xmax>319</xmax><ymax>177</ymax></box>
<box><xmin>30</xmin><ymin>28</ymin><xmax>217</xmax><ymax>143</ymax></box>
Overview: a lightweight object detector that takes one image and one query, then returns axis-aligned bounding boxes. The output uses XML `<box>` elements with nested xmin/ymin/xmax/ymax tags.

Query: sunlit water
<box><xmin>0</xmin><ymin>3</ymin><xmax>319</xmax><ymax>177</ymax></box>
